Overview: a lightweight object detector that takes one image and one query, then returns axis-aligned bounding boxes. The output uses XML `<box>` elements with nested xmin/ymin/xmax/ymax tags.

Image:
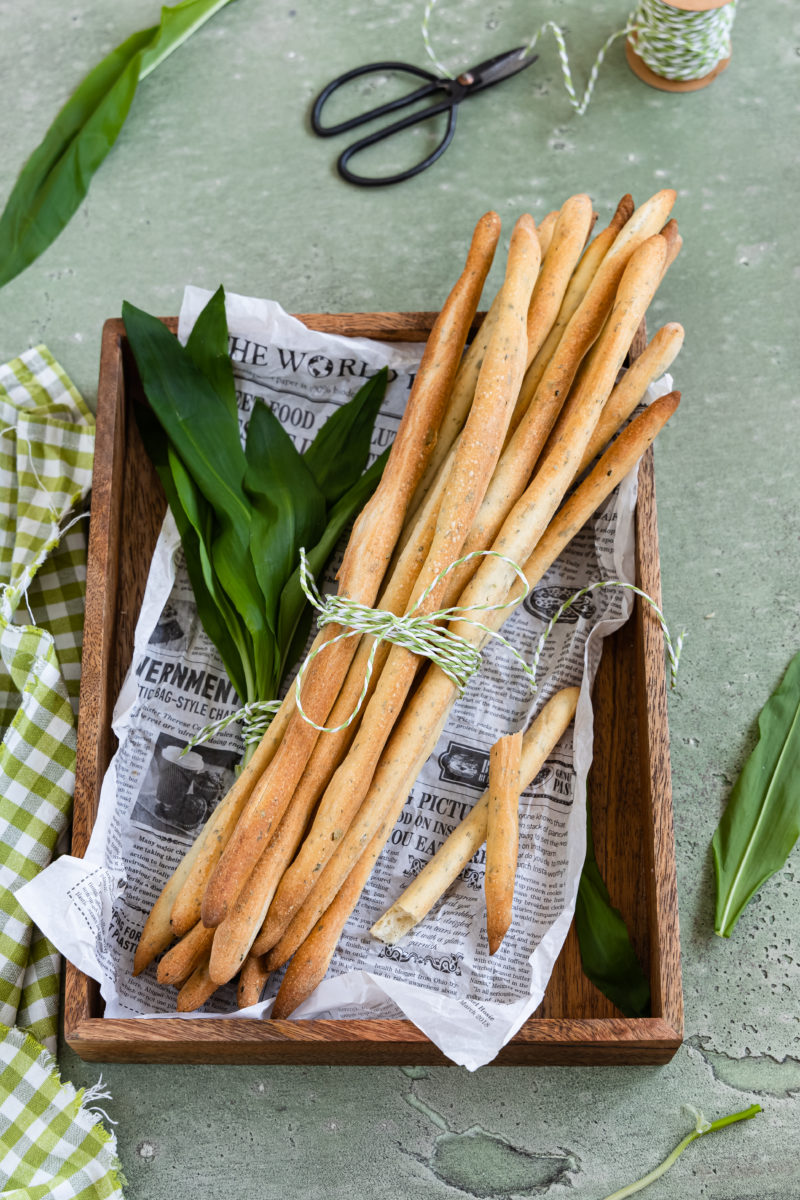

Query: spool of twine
<box><xmin>626</xmin><ymin>0</ymin><xmax>736</xmax><ymax>93</ymax></box>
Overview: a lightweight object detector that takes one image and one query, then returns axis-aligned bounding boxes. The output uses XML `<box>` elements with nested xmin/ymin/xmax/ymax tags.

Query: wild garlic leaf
<box><xmin>713</xmin><ymin>649</ymin><xmax>800</xmax><ymax>937</ymax></box>
<box><xmin>244</xmin><ymin>400</ymin><xmax>326</xmax><ymax>642</ymax></box>
<box><xmin>135</xmin><ymin>399</ymin><xmax>250</xmax><ymax>702</ymax></box>
<box><xmin>185</xmin><ymin>284</ymin><xmax>238</xmax><ymax>422</ymax></box>
<box><xmin>574</xmin><ymin>804</ymin><xmax>651</xmax><ymax>1017</ymax></box>
<box><xmin>0</xmin><ymin>0</ymin><xmax>236</xmax><ymax>289</ymax></box>
<box><xmin>303</xmin><ymin>368</ymin><xmax>388</xmax><ymax>505</ymax></box>
<box><xmin>276</xmin><ymin>448</ymin><xmax>389</xmax><ymax>680</ymax></box>
<box><xmin>123</xmin><ymin>300</ymin><xmax>269</xmax><ymax>660</ymax></box>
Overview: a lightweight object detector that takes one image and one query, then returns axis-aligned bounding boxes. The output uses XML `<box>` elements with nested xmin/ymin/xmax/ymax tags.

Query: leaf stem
<box><xmin>139</xmin><ymin>0</ymin><xmax>236</xmax><ymax>80</ymax></box>
<box><xmin>600</xmin><ymin>1104</ymin><xmax>762</xmax><ymax>1199</ymax></box>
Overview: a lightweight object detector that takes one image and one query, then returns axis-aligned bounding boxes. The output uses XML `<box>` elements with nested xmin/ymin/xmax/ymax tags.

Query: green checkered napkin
<box><xmin>0</xmin><ymin>349</ymin><xmax>121</xmax><ymax>1196</ymax></box>
<box><xmin>0</xmin><ymin>1022</ymin><xmax>124</xmax><ymax>1198</ymax></box>
<box><xmin>0</xmin><ymin>346</ymin><xmax>94</xmax><ymax>1052</ymax></box>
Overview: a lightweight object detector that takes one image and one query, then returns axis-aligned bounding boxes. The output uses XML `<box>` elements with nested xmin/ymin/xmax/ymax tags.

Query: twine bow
<box><xmin>293</xmin><ymin>547</ymin><xmax>535</xmax><ymax>733</ymax></box>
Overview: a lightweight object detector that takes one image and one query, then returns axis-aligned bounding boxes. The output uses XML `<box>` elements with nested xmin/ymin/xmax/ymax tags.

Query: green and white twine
<box><xmin>185</xmin><ymin>555</ymin><xmax>684</xmax><ymax>751</ymax></box>
<box><xmin>529</xmin><ymin>579</ymin><xmax>685</xmax><ymax>690</ymax></box>
<box><xmin>421</xmin><ymin>0</ymin><xmax>736</xmax><ymax>113</ymax></box>
<box><xmin>294</xmin><ymin>547</ymin><xmax>537</xmax><ymax>733</ymax></box>
<box><xmin>182</xmin><ymin>697</ymin><xmax>282</xmax><ymax>753</ymax></box>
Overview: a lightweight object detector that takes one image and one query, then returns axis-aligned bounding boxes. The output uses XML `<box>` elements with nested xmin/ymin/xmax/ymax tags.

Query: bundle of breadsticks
<box><xmin>133</xmin><ymin>188</ymin><xmax>684</xmax><ymax>1020</ymax></box>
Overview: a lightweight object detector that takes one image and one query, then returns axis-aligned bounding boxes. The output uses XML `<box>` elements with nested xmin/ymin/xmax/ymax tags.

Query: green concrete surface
<box><xmin>1</xmin><ymin>0</ymin><xmax>798</xmax><ymax>1195</ymax></box>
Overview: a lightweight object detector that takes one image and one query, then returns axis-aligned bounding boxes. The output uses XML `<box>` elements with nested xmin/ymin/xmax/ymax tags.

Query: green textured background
<box><xmin>1</xmin><ymin>1</ymin><xmax>798</xmax><ymax>1195</ymax></box>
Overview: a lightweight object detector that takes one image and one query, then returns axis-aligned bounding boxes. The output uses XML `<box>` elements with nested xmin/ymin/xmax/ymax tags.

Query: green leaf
<box><xmin>713</xmin><ymin>649</ymin><xmax>800</xmax><ymax>937</ymax></box>
<box><xmin>0</xmin><ymin>0</ymin><xmax>235</xmax><ymax>289</ymax></box>
<box><xmin>185</xmin><ymin>285</ymin><xmax>238</xmax><ymax>422</ymax></box>
<box><xmin>575</xmin><ymin>804</ymin><xmax>651</xmax><ymax>1018</ymax></box>
<box><xmin>123</xmin><ymin>300</ymin><xmax>270</xmax><ymax>664</ymax></box>
<box><xmin>303</xmin><ymin>369</ymin><xmax>388</xmax><ymax>505</ymax></box>
<box><xmin>167</xmin><ymin>445</ymin><xmax>255</xmax><ymax>703</ymax></box>
<box><xmin>134</xmin><ymin>402</ymin><xmax>250</xmax><ymax>702</ymax></box>
<box><xmin>276</xmin><ymin>448</ymin><xmax>389</xmax><ymax>680</ymax></box>
<box><xmin>244</xmin><ymin>400</ymin><xmax>326</xmax><ymax>642</ymax></box>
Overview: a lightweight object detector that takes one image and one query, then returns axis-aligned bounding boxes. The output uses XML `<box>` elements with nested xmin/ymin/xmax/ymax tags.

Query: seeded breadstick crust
<box><xmin>238</xmin><ymin>953</ymin><xmax>269</xmax><ymax>1009</ymax></box>
<box><xmin>156</xmin><ymin>921</ymin><xmax>215</xmax><ymax>988</ymax></box>
<box><xmin>270</xmin><ymin>719</ymin><xmax>449</xmax><ymax>1015</ymax></box>
<box><xmin>175</xmin><ymin>955</ymin><xmax>218</xmax><ymax>1012</ymax></box>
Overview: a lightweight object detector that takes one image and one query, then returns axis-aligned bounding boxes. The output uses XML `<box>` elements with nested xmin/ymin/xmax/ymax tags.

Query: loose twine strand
<box><xmin>185</xmin><ymin>548</ymin><xmax>684</xmax><ymax>751</ymax></box>
<box><xmin>421</xmin><ymin>0</ymin><xmax>736</xmax><ymax>113</ymax></box>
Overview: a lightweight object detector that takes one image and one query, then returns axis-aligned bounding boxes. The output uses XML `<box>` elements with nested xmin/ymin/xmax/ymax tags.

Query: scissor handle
<box><xmin>311</xmin><ymin>60</ymin><xmax>445</xmax><ymax>137</ymax></box>
<box><xmin>337</xmin><ymin>99</ymin><xmax>458</xmax><ymax>187</ymax></box>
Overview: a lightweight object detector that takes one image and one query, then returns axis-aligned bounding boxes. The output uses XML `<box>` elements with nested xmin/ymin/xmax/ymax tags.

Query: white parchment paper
<box><xmin>20</xmin><ymin>289</ymin><xmax>671</xmax><ymax>1069</ymax></box>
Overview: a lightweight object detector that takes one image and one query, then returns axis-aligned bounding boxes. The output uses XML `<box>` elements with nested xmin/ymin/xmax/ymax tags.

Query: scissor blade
<box><xmin>460</xmin><ymin>47</ymin><xmax>538</xmax><ymax>94</ymax></box>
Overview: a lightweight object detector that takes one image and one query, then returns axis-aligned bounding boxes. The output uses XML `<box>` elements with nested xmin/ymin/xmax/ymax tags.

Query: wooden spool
<box><xmin>626</xmin><ymin>0</ymin><xmax>733</xmax><ymax>93</ymax></box>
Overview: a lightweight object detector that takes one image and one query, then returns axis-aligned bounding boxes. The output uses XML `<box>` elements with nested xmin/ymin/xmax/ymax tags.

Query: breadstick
<box><xmin>521</xmin><ymin>392</ymin><xmax>681</xmax><ymax>594</ymax></box>
<box><xmin>208</xmin><ymin>766</ymin><xmax>322</xmax><ymax>985</ymax></box>
<box><xmin>405</xmin><ymin>194</ymin><xmax>590</xmax><ymax>530</ymax></box>
<box><xmin>175</xmin><ymin>955</ymin><xmax>217</xmax><ymax>1012</ymax></box>
<box><xmin>167</xmin><ymin>687</ymin><xmax>298</xmax><ymax>936</ymax></box>
<box><xmin>133</xmin><ymin>829</ymin><xmax>207</xmax><ymax>975</ymax></box>
<box><xmin>133</xmin><ymin>665</ymin><xmax>299</xmax><ymax>955</ymax></box>
<box><xmin>156</xmin><ymin>921</ymin><xmax>214</xmax><ymax>987</ymax></box>
<box><xmin>256</xmin><ymin>217</ymin><xmax>539</xmax><ymax>950</ymax></box>
<box><xmin>404</xmin><ymin>300</ymin><xmax>501</xmax><ymax>527</ymax></box>
<box><xmin>418</xmin><ymin>224</ymin><xmax>671</xmax><ymax>627</ymax></box>
<box><xmin>524</xmin><ymin>194</ymin><xmax>594</xmax><ymax>369</ymax></box>
<box><xmin>270</xmin><ymin>714</ymin><xmax>450</xmax><ymax>1009</ymax></box>
<box><xmin>516</xmin><ymin>195</ymin><xmax>633</xmax><ymax>417</ymax></box>
<box><xmin>576</xmin><ymin>323</ymin><xmax>684</xmax><ymax>476</ymax></box>
<box><xmin>237</xmin><ymin>953</ymin><xmax>269</xmax><ymax>1009</ymax></box>
<box><xmin>659</xmin><ymin>218</ymin><xmax>682</xmax><ymax>277</ymax></box>
<box><xmin>371</xmin><ymin>688</ymin><xmax>579</xmax><ymax>945</ymax></box>
<box><xmin>201</xmin><ymin>211</ymin><xmax>501</xmax><ymax>928</ymax></box>
<box><xmin>485</xmin><ymin>731</ymin><xmax>523</xmax><ymax>955</ymax></box>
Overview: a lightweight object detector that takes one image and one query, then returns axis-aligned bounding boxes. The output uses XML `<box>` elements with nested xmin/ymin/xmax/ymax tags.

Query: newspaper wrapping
<box><xmin>19</xmin><ymin>288</ymin><xmax>671</xmax><ymax>1070</ymax></box>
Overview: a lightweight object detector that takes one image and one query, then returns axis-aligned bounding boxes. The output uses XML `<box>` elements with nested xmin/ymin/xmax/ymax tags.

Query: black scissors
<box><xmin>310</xmin><ymin>48</ymin><xmax>538</xmax><ymax>187</ymax></box>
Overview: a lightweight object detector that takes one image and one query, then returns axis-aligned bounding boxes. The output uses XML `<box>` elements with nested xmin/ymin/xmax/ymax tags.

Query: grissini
<box><xmin>255</xmin><ymin>216</ymin><xmax>539</xmax><ymax>951</ymax></box>
<box><xmin>516</xmin><ymin>195</ymin><xmax>633</xmax><ymax>417</ymax></box>
<box><xmin>506</xmin><ymin>191</ymin><xmax>676</xmax><ymax>479</ymax></box>
<box><xmin>208</xmin><ymin>762</ymin><xmax>323</xmax><ymax>985</ymax></box>
<box><xmin>520</xmin><ymin>391</ymin><xmax>681</xmax><ymax>594</ymax></box>
<box><xmin>175</xmin><ymin>955</ymin><xmax>218</xmax><ymax>1012</ymax></box>
<box><xmin>370</xmin><ymin>689</ymin><xmax>579</xmax><ymax>946</ymax></box>
<box><xmin>400</xmin><ymin>216</ymin><xmax>672</xmax><ymax>640</ymax></box>
<box><xmin>576</xmin><ymin>323</ymin><xmax>684</xmax><ymax>477</ymax></box>
<box><xmin>201</xmin><ymin>211</ymin><xmax>502</xmax><ymax>928</ymax></box>
<box><xmin>133</xmin><ymin>826</ymin><xmax>209</xmax><ymax>975</ymax></box>
<box><xmin>263</xmin><ymin>236</ymin><xmax>669</xmax><ymax>969</ymax></box>
<box><xmin>167</xmin><ymin>684</ymin><xmax>298</xmax><ymax>936</ymax></box>
<box><xmin>269</xmin><ymin>712</ymin><xmax>451</xmax><ymax>1012</ymax></box>
<box><xmin>524</xmin><ymin>195</ymin><xmax>594</xmax><ymax>370</ymax></box>
<box><xmin>156</xmin><ymin>920</ymin><xmax>214</xmax><ymax>987</ymax></box>
<box><xmin>485</xmin><ymin>730</ymin><xmax>523</xmax><ymax>955</ymax></box>
<box><xmin>237</xmin><ymin>953</ymin><xmax>269</xmax><ymax>1009</ymax></box>
<box><xmin>295</xmin><ymin>397</ymin><xmax>682</xmax><ymax>979</ymax></box>
<box><xmin>535</xmin><ymin>210</ymin><xmax>559</xmax><ymax>259</ymax></box>
<box><xmin>403</xmin><ymin>197</ymin><xmax>585</xmax><ymax>528</ymax></box>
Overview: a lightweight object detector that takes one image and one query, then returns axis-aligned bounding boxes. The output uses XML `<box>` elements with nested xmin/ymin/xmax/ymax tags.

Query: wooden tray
<box><xmin>65</xmin><ymin>312</ymin><xmax>683</xmax><ymax>1065</ymax></box>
